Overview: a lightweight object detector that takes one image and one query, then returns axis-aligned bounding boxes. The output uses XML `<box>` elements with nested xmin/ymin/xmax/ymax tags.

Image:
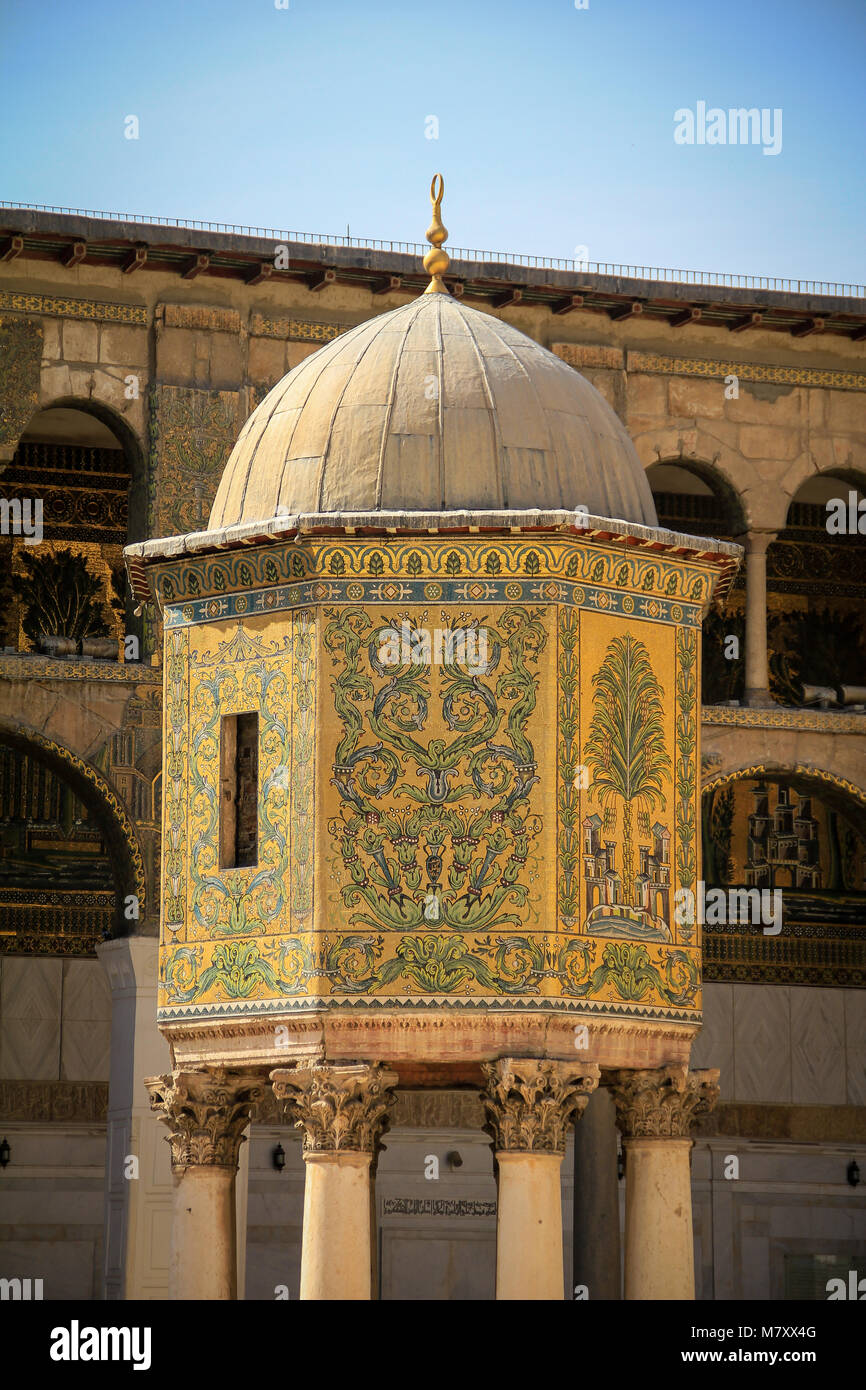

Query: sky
<box><xmin>1</xmin><ymin>0</ymin><xmax>864</xmax><ymax>284</ymax></box>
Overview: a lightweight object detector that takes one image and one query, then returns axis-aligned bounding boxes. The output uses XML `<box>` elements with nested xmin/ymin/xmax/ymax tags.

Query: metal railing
<box><xmin>2</xmin><ymin>200</ymin><xmax>864</xmax><ymax>299</ymax></box>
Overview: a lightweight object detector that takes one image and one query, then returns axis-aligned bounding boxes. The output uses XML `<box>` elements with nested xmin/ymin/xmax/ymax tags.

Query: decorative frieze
<box><xmin>145</xmin><ymin>1066</ymin><xmax>265</xmax><ymax>1170</ymax></box>
<box><xmin>702</xmin><ymin>705</ymin><xmax>866</xmax><ymax>734</ymax></box>
<box><xmin>250</xmin><ymin>313</ymin><xmax>350</xmax><ymax>343</ymax></box>
<box><xmin>0</xmin><ymin>1079</ymin><xmax>108</xmax><ymax>1122</ymax></box>
<box><xmin>391</xmin><ymin>1090</ymin><xmax>486</xmax><ymax>1129</ymax></box>
<box><xmin>158</xmin><ymin>304</ymin><xmax>241</xmax><ymax>334</ymax></box>
<box><xmin>481</xmin><ymin>1058</ymin><xmax>599</xmax><ymax>1154</ymax></box>
<box><xmin>0</xmin><ymin>315</ymin><xmax>42</xmax><ymax>454</ymax></box>
<box><xmin>383</xmin><ymin>1197</ymin><xmax>496</xmax><ymax>1217</ymax></box>
<box><xmin>0</xmin><ymin>291</ymin><xmax>146</xmax><ymax>326</ymax></box>
<box><xmin>553</xmin><ymin>344</ymin><xmax>624</xmax><ymax>371</ymax></box>
<box><xmin>608</xmin><ymin>1064</ymin><xmax>719</xmax><ymax>1138</ymax></box>
<box><xmin>271</xmin><ymin>1062</ymin><xmax>398</xmax><ymax>1154</ymax></box>
<box><xmin>627</xmin><ymin>349</ymin><xmax>866</xmax><ymax>394</ymax></box>
<box><xmin>0</xmin><ymin>654</ymin><xmax>160</xmax><ymax>683</ymax></box>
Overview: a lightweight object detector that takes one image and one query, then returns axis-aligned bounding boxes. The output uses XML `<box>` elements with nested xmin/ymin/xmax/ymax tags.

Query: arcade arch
<box><xmin>647</xmin><ymin>458</ymin><xmax>747</xmax><ymax>705</ymax></box>
<box><xmin>0</xmin><ymin>721</ymin><xmax>146</xmax><ymax>946</ymax></box>
<box><xmin>1</xmin><ymin>401</ymin><xmax>144</xmax><ymax>658</ymax></box>
<box><xmin>766</xmin><ymin>472</ymin><xmax>866</xmax><ymax>707</ymax></box>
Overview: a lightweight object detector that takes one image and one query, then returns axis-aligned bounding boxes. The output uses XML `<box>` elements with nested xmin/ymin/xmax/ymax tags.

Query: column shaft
<box><xmin>301</xmin><ymin>1153</ymin><xmax>373</xmax><ymax>1300</ymax></box>
<box><xmin>496</xmin><ymin>1152</ymin><xmax>564</xmax><ymax>1300</ymax></box>
<box><xmin>572</xmin><ymin>1084</ymin><xmax>621</xmax><ymax>1299</ymax></box>
<box><xmin>170</xmin><ymin>1166</ymin><xmax>237</xmax><ymax>1300</ymax></box>
<box><xmin>623</xmin><ymin>1137</ymin><xmax>694</xmax><ymax>1300</ymax></box>
<box><xmin>743</xmin><ymin>531</ymin><xmax>776</xmax><ymax>706</ymax></box>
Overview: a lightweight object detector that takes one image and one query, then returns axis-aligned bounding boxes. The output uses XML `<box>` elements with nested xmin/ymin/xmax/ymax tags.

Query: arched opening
<box><xmin>766</xmin><ymin>472</ymin><xmax>866</xmax><ymax>707</ymax></box>
<box><xmin>647</xmin><ymin>459</ymin><xmax>746</xmax><ymax>705</ymax></box>
<box><xmin>702</xmin><ymin>768</ymin><xmax>866</xmax><ymax>910</ymax></box>
<box><xmin>0</xmin><ymin>402</ymin><xmax>143</xmax><ymax>659</ymax></box>
<box><xmin>0</xmin><ymin>730</ymin><xmax>140</xmax><ymax>953</ymax></box>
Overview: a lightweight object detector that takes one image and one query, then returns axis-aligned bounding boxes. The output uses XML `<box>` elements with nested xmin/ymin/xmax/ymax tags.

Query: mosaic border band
<box><xmin>164</xmin><ymin>577</ymin><xmax>702</xmax><ymax>630</ymax></box>
<box><xmin>628</xmin><ymin>349</ymin><xmax>866</xmax><ymax>393</ymax></box>
<box><xmin>157</xmin><ymin>995</ymin><xmax>703</xmax><ymax>1026</ymax></box>
<box><xmin>250</xmin><ymin>313</ymin><xmax>351</xmax><ymax>343</ymax></box>
<box><xmin>0</xmin><ymin>290</ymin><xmax>146</xmax><ymax>325</ymax></box>
<box><xmin>702</xmin><ymin>705</ymin><xmax>866</xmax><ymax>733</ymax></box>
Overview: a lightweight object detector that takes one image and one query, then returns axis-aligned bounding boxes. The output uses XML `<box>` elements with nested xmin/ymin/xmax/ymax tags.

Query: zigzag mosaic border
<box><xmin>157</xmin><ymin>994</ymin><xmax>703</xmax><ymax>1025</ymax></box>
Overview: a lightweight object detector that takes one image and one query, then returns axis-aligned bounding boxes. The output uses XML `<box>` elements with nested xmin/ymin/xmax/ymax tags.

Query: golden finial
<box><xmin>423</xmin><ymin>173</ymin><xmax>450</xmax><ymax>294</ymax></box>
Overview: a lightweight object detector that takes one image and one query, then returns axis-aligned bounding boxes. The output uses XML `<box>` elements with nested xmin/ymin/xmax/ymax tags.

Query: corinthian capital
<box><xmin>608</xmin><ymin>1065</ymin><xmax>720</xmax><ymax>1139</ymax></box>
<box><xmin>145</xmin><ymin>1067</ymin><xmax>265</xmax><ymax>1172</ymax></box>
<box><xmin>271</xmin><ymin>1062</ymin><xmax>398</xmax><ymax>1155</ymax></box>
<box><xmin>481</xmin><ymin>1057</ymin><xmax>600</xmax><ymax>1155</ymax></box>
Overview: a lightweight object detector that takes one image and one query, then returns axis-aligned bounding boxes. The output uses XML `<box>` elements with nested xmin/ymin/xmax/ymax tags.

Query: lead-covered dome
<box><xmin>210</xmin><ymin>282</ymin><xmax>656</xmax><ymax>530</ymax></box>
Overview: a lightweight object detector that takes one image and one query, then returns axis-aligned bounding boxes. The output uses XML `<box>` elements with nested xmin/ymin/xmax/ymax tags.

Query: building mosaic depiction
<box><xmin>0</xmin><ymin>179</ymin><xmax>864</xmax><ymax>1300</ymax></box>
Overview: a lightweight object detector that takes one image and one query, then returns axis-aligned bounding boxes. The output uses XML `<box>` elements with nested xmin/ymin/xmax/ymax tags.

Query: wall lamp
<box><xmin>847</xmin><ymin>1160</ymin><xmax>860</xmax><ymax>1188</ymax></box>
<box><xmin>0</xmin><ymin>1138</ymin><xmax>9</xmax><ymax>1169</ymax></box>
<box><xmin>272</xmin><ymin>1143</ymin><xmax>286</xmax><ymax>1173</ymax></box>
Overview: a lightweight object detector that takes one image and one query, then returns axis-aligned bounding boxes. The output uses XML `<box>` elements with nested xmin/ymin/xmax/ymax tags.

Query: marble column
<box><xmin>609</xmin><ymin>1065</ymin><xmax>719</xmax><ymax>1301</ymax></box>
<box><xmin>572</xmin><ymin>1084</ymin><xmax>621</xmax><ymax>1299</ymax></box>
<box><xmin>482</xmin><ymin>1057</ymin><xmax>599</xmax><ymax>1301</ymax></box>
<box><xmin>741</xmin><ymin>530</ymin><xmax>777</xmax><ymax>707</ymax></box>
<box><xmin>272</xmin><ymin>1062</ymin><xmax>398</xmax><ymax>1301</ymax></box>
<box><xmin>145</xmin><ymin>1067</ymin><xmax>265</xmax><ymax>1300</ymax></box>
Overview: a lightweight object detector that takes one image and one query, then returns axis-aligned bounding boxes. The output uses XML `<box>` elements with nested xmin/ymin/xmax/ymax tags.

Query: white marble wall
<box><xmin>692</xmin><ymin>1139</ymin><xmax>866</xmax><ymax>1300</ymax></box>
<box><xmin>691</xmin><ymin>982</ymin><xmax>865</xmax><ymax>1105</ymax></box>
<box><xmin>0</xmin><ymin>957</ymin><xmax>111</xmax><ymax>1082</ymax></box>
<box><xmin>0</xmin><ymin>1124</ymin><xmax>106</xmax><ymax>1299</ymax></box>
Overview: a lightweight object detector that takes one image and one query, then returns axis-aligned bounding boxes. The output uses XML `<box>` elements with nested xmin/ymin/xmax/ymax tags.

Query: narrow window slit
<box><xmin>220</xmin><ymin>712</ymin><xmax>259</xmax><ymax>868</ymax></box>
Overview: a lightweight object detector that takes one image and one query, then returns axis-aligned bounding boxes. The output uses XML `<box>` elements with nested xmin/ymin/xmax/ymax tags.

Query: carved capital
<box><xmin>145</xmin><ymin>1067</ymin><xmax>265</xmax><ymax>1172</ymax></box>
<box><xmin>481</xmin><ymin>1057</ymin><xmax>600</xmax><ymax>1155</ymax></box>
<box><xmin>271</xmin><ymin>1062</ymin><xmax>398</xmax><ymax>1155</ymax></box>
<box><xmin>608</xmin><ymin>1065</ymin><xmax>720</xmax><ymax>1139</ymax></box>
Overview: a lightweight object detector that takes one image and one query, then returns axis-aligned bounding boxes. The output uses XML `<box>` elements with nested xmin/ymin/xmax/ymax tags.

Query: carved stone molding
<box><xmin>145</xmin><ymin>1066</ymin><xmax>265</xmax><ymax>1172</ymax></box>
<box><xmin>271</xmin><ymin>1062</ymin><xmax>398</xmax><ymax>1155</ymax></box>
<box><xmin>392</xmin><ymin>1089</ymin><xmax>486</xmax><ymax>1130</ymax></box>
<box><xmin>481</xmin><ymin>1058</ymin><xmax>600</xmax><ymax>1155</ymax></box>
<box><xmin>0</xmin><ymin>1079</ymin><xmax>108</xmax><ymax>1123</ymax></box>
<box><xmin>607</xmin><ymin>1064</ymin><xmax>720</xmax><ymax>1139</ymax></box>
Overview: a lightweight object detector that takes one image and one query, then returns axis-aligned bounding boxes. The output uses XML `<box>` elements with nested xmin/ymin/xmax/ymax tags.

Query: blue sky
<box><xmin>1</xmin><ymin>0</ymin><xmax>863</xmax><ymax>282</ymax></box>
